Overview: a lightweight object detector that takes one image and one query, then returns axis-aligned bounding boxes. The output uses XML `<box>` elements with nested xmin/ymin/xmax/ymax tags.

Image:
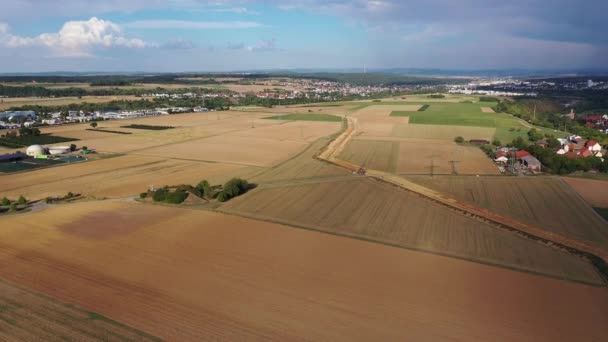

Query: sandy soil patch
<box><xmin>562</xmin><ymin>177</ymin><xmax>608</xmax><ymax>207</ymax></box>
<box><xmin>0</xmin><ymin>201</ymin><xmax>606</xmax><ymax>341</ymax></box>
<box><xmin>481</xmin><ymin>107</ymin><xmax>496</xmax><ymax>113</ymax></box>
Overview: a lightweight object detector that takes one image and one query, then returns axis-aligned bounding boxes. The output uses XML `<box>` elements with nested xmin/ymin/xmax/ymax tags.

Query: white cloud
<box><xmin>0</xmin><ymin>22</ymin><xmax>8</xmax><ymax>34</ymax></box>
<box><xmin>247</xmin><ymin>38</ymin><xmax>278</xmax><ymax>52</ymax></box>
<box><xmin>210</xmin><ymin>7</ymin><xmax>259</xmax><ymax>14</ymax></box>
<box><xmin>0</xmin><ymin>17</ymin><xmax>153</xmax><ymax>57</ymax></box>
<box><xmin>125</xmin><ymin>20</ymin><xmax>263</xmax><ymax>30</ymax></box>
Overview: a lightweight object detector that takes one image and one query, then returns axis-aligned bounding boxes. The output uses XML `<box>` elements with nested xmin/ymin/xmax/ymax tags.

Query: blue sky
<box><xmin>0</xmin><ymin>0</ymin><xmax>606</xmax><ymax>72</ymax></box>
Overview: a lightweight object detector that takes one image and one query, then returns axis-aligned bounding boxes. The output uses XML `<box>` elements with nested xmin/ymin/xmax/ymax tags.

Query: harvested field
<box><xmin>339</xmin><ymin>140</ymin><xmax>399</xmax><ymax>172</ymax></box>
<box><xmin>406</xmin><ymin>176</ymin><xmax>608</xmax><ymax>250</ymax></box>
<box><xmin>252</xmin><ymin>137</ymin><xmax>349</xmax><ymax>183</ymax></box>
<box><xmin>137</xmin><ymin>135</ymin><xmax>308</xmax><ymax>167</ymax></box>
<box><xmin>264</xmin><ymin>113</ymin><xmax>343</xmax><ymax>122</ymax></box>
<box><xmin>229</xmin><ymin>121</ymin><xmax>342</xmax><ymax>143</ymax></box>
<box><xmin>391</xmin><ymin>123</ymin><xmax>496</xmax><ymax>141</ymax></box>
<box><xmin>343</xmin><ymin>138</ymin><xmax>499</xmax><ymax>175</ymax></box>
<box><xmin>0</xmin><ymin>155</ymin><xmax>254</xmax><ymax>199</ymax></box>
<box><xmin>562</xmin><ymin>177</ymin><xmax>608</xmax><ymax>208</ymax></box>
<box><xmin>222</xmin><ymin>178</ymin><xmax>603</xmax><ymax>285</ymax></box>
<box><xmin>0</xmin><ymin>201</ymin><xmax>607</xmax><ymax>341</ymax></box>
<box><xmin>0</xmin><ymin>278</ymin><xmax>160</xmax><ymax>341</ymax></box>
<box><xmin>481</xmin><ymin>107</ymin><xmax>496</xmax><ymax>113</ymax></box>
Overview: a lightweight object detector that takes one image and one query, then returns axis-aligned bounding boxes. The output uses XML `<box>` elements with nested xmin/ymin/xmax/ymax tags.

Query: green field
<box><xmin>387</xmin><ymin>101</ymin><xmax>566</xmax><ymax>143</ymax></box>
<box><xmin>264</xmin><ymin>113</ymin><xmax>344</xmax><ymax>122</ymax></box>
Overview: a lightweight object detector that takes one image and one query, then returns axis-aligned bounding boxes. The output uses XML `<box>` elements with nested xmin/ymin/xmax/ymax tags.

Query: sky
<box><xmin>0</xmin><ymin>0</ymin><xmax>606</xmax><ymax>72</ymax></box>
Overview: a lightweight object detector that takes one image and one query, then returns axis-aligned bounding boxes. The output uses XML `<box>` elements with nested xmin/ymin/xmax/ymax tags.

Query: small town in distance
<box><xmin>0</xmin><ymin>1</ymin><xmax>607</xmax><ymax>341</ymax></box>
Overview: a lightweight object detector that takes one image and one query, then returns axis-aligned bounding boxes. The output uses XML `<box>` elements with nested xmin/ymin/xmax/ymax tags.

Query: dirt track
<box><xmin>316</xmin><ymin>116</ymin><xmax>608</xmax><ymax>268</ymax></box>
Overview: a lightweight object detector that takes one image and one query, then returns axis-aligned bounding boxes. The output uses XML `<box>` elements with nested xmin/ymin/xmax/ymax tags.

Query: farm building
<box><xmin>470</xmin><ymin>139</ymin><xmax>490</xmax><ymax>145</ymax></box>
<box><xmin>0</xmin><ymin>152</ymin><xmax>27</xmax><ymax>163</ymax></box>
<box><xmin>520</xmin><ymin>155</ymin><xmax>541</xmax><ymax>171</ymax></box>
<box><xmin>26</xmin><ymin>145</ymin><xmax>46</xmax><ymax>157</ymax></box>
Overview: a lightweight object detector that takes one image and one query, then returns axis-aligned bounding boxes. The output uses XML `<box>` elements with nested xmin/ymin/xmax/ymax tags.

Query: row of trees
<box><xmin>0</xmin><ymin>84</ymin><xmax>233</xmax><ymax>98</ymax></box>
<box><xmin>141</xmin><ymin>178</ymin><xmax>253</xmax><ymax>205</ymax></box>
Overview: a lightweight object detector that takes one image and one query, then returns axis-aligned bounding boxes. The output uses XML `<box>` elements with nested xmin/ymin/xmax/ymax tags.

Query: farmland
<box><xmin>340</xmin><ymin>138</ymin><xmax>499</xmax><ymax>175</ymax></box>
<box><xmin>0</xmin><ymin>201</ymin><xmax>607</xmax><ymax>341</ymax></box>
<box><xmin>264</xmin><ymin>113</ymin><xmax>344</xmax><ymax>122</ymax></box>
<box><xmin>0</xmin><ymin>278</ymin><xmax>160</xmax><ymax>341</ymax></box>
<box><xmin>406</xmin><ymin>176</ymin><xmax>608</xmax><ymax>250</ymax></box>
<box><xmin>222</xmin><ymin>177</ymin><xmax>603</xmax><ymax>285</ymax></box>
<box><xmin>562</xmin><ymin>177</ymin><xmax>608</xmax><ymax>208</ymax></box>
<box><xmin>2</xmin><ymin>95</ymin><xmax>608</xmax><ymax>340</ymax></box>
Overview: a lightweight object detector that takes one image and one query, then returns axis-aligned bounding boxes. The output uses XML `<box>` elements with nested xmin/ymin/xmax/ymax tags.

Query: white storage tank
<box><xmin>26</xmin><ymin>145</ymin><xmax>46</xmax><ymax>157</ymax></box>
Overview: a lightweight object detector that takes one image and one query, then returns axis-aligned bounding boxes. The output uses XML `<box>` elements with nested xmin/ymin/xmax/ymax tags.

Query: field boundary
<box><xmin>216</xmin><ymin>205</ymin><xmax>605</xmax><ymax>287</ymax></box>
<box><xmin>314</xmin><ymin>116</ymin><xmax>608</xmax><ymax>284</ymax></box>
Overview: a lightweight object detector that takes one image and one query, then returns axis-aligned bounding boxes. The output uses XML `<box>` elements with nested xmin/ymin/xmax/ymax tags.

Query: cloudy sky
<box><xmin>0</xmin><ymin>0</ymin><xmax>606</xmax><ymax>72</ymax></box>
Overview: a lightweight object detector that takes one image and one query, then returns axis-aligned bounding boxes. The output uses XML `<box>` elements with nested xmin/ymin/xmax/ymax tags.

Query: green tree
<box><xmin>454</xmin><ymin>136</ymin><xmax>464</xmax><ymax>143</ymax></box>
<box><xmin>527</xmin><ymin>128</ymin><xmax>543</xmax><ymax>142</ymax></box>
<box><xmin>17</xmin><ymin>195</ymin><xmax>27</xmax><ymax>205</ymax></box>
<box><xmin>1</xmin><ymin>197</ymin><xmax>10</xmax><ymax>206</ymax></box>
<box><xmin>492</xmin><ymin>139</ymin><xmax>501</xmax><ymax>146</ymax></box>
<box><xmin>9</xmin><ymin>203</ymin><xmax>17</xmax><ymax>212</ymax></box>
<box><xmin>90</xmin><ymin>122</ymin><xmax>98</xmax><ymax>128</ymax></box>
<box><xmin>70</xmin><ymin>144</ymin><xmax>77</xmax><ymax>152</ymax></box>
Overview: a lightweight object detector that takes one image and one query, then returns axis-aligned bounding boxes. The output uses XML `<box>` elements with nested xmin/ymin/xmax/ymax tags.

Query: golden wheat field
<box><xmin>222</xmin><ymin>177</ymin><xmax>603</xmax><ymax>285</ymax></box>
<box><xmin>406</xmin><ymin>176</ymin><xmax>608</xmax><ymax>249</ymax></box>
<box><xmin>0</xmin><ymin>201</ymin><xmax>606</xmax><ymax>341</ymax></box>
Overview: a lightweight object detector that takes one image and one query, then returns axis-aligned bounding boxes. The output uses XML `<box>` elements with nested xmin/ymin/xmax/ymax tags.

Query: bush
<box><xmin>492</xmin><ymin>139</ymin><xmax>501</xmax><ymax>146</ymax></box>
<box><xmin>427</xmin><ymin>94</ymin><xmax>445</xmax><ymax>98</ymax></box>
<box><xmin>1</xmin><ymin>197</ymin><xmax>10</xmax><ymax>206</ymax></box>
<box><xmin>139</xmin><ymin>192</ymin><xmax>148</xmax><ymax>199</ymax></box>
<box><xmin>70</xmin><ymin>144</ymin><xmax>77</xmax><ymax>152</ymax></box>
<box><xmin>17</xmin><ymin>195</ymin><xmax>27</xmax><ymax>205</ymax></box>
<box><xmin>90</xmin><ymin>122</ymin><xmax>98</xmax><ymax>128</ymax></box>
<box><xmin>216</xmin><ymin>178</ymin><xmax>251</xmax><ymax>202</ymax></box>
<box><xmin>152</xmin><ymin>188</ymin><xmax>168</xmax><ymax>202</ymax></box>
<box><xmin>9</xmin><ymin>203</ymin><xmax>17</xmax><ymax>212</ymax></box>
<box><xmin>165</xmin><ymin>190</ymin><xmax>188</xmax><ymax>204</ymax></box>
<box><xmin>196</xmin><ymin>180</ymin><xmax>214</xmax><ymax>198</ymax></box>
<box><xmin>454</xmin><ymin>136</ymin><xmax>464</xmax><ymax>143</ymax></box>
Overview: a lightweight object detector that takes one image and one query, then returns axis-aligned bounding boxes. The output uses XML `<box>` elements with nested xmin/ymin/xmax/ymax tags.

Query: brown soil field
<box><xmin>562</xmin><ymin>177</ymin><xmax>608</xmax><ymax>207</ymax></box>
<box><xmin>391</xmin><ymin>123</ymin><xmax>497</xmax><ymax>140</ymax></box>
<box><xmin>0</xmin><ymin>201</ymin><xmax>607</xmax><ymax>341</ymax></box>
<box><xmin>406</xmin><ymin>176</ymin><xmax>608</xmax><ymax>249</ymax></box>
<box><xmin>0</xmin><ymin>278</ymin><xmax>160</xmax><ymax>341</ymax></box>
<box><xmin>223</xmin><ymin>178</ymin><xmax>603</xmax><ymax>285</ymax></box>
<box><xmin>342</xmin><ymin>138</ymin><xmax>499</xmax><ymax>175</ymax></box>
<box><xmin>251</xmin><ymin>137</ymin><xmax>349</xmax><ymax>184</ymax></box>
<box><xmin>481</xmin><ymin>107</ymin><xmax>496</xmax><ymax>113</ymax></box>
<box><xmin>0</xmin><ymin>96</ymin><xmax>140</xmax><ymax>110</ymax></box>
<box><xmin>0</xmin><ymin>155</ymin><xmax>255</xmax><ymax>199</ymax></box>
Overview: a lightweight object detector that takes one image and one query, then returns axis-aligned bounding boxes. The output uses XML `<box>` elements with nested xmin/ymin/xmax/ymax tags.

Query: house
<box><xmin>535</xmin><ymin>140</ymin><xmax>549</xmax><ymax>148</ymax></box>
<box><xmin>553</xmin><ymin>146</ymin><xmax>568</xmax><ymax>155</ymax></box>
<box><xmin>564</xmin><ymin>152</ymin><xmax>580</xmax><ymax>159</ymax></box>
<box><xmin>579</xmin><ymin>147</ymin><xmax>593</xmax><ymax>158</ymax></box>
<box><xmin>515</xmin><ymin>150</ymin><xmax>531</xmax><ymax>159</ymax></box>
<box><xmin>520</xmin><ymin>155</ymin><xmax>541</xmax><ymax>171</ymax></box>
<box><xmin>495</xmin><ymin>151</ymin><xmax>509</xmax><ymax>164</ymax></box>
<box><xmin>586</xmin><ymin>141</ymin><xmax>602</xmax><ymax>153</ymax></box>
